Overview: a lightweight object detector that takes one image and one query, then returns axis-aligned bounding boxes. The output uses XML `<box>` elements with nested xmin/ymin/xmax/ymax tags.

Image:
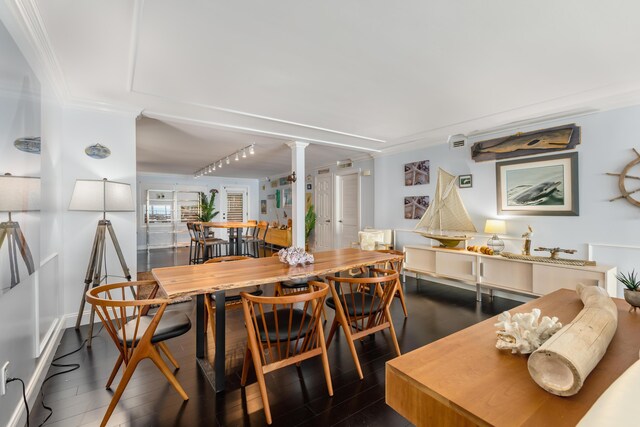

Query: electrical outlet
<box><xmin>0</xmin><ymin>361</ymin><xmax>9</xmax><ymax>396</ymax></box>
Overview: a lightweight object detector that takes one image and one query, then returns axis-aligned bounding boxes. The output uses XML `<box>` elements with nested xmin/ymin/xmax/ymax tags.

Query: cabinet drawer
<box><xmin>532</xmin><ymin>265</ymin><xmax>603</xmax><ymax>295</ymax></box>
<box><xmin>404</xmin><ymin>247</ymin><xmax>436</xmax><ymax>274</ymax></box>
<box><xmin>480</xmin><ymin>257</ymin><xmax>532</xmax><ymax>292</ymax></box>
<box><xmin>435</xmin><ymin>252</ymin><xmax>476</xmax><ymax>282</ymax></box>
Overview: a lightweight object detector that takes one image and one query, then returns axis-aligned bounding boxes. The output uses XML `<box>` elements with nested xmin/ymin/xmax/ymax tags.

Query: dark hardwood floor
<box><xmin>31</xmin><ymin>248</ymin><xmax>522</xmax><ymax>427</ymax></box>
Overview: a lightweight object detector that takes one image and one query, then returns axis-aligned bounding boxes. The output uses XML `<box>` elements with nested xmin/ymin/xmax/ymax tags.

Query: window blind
<box><xmin>226</xmin><ymin>192</ymin><xmax>245</xmax><ymax>222</ymax></box>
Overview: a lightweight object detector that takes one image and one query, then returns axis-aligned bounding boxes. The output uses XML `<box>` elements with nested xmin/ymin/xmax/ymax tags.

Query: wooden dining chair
<box><xmin>203</xmin><ymin>256</ymin><xmax>263</xmax><ymax>338</ymax></box>
<box><xmin>365</xmin><ymin>250</ymin><xmax>408</xmax><ymax>317</ymax></box>
<box><xmin>85</xmin><ymin>280</ymin><xmax>191</xmax><ymax>427</ymax></box>
<box><xmin>325</xmin><ymin>268</ymin><xmax>401</xmax><ymax>379</ymax></box>
<box><xmin>240</xmin><ymin>281</ymin><xmax>332</xmax><ymax>424</ymax></box>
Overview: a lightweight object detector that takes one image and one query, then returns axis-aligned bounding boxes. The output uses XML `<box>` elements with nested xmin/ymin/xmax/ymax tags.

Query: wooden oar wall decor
<box><xmin>607</xmin><ymin>148</ymin><xmax>640</xmax><ymax>208</ymax></box>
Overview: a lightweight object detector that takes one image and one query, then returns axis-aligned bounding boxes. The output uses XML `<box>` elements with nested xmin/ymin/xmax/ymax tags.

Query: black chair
<box><xmin>244</xmin><ymin>221</ymin><xmax>269</xmax><ymax>257</ymax></box>
<box><xmin>193</xmin><ymin>223</ymin><xmax>227</xmax><ymax>262</ymax></box>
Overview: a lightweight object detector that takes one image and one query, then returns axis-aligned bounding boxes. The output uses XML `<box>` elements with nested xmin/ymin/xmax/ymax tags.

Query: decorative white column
<box><xmin>286</xmin><ymin>141</ymin><xmax>308</xmax><ymax>248</ymax></box>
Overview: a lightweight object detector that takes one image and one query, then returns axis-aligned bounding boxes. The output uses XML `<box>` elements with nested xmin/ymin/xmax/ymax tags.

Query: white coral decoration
<box><xmin>278</xmin><ymin>247</ymin><xmax>314</xmax><ymax>266</ymax></box>
<box><xmin>494</xmin><ymin>308</ymin><xmax>562</xmax><ymax>354</ymax></box>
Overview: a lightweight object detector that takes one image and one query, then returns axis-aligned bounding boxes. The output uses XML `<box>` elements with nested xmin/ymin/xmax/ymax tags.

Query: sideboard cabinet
<box><xmin>404</xmin><ymin>245</ymin><xmax>617</xmax><ymax>300</ymax></box>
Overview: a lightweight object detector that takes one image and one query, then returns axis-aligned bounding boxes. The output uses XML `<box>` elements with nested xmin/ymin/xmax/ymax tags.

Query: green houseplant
<box><xmin>617</xmin><ymin>270</ymin><xmax>640</xmax><ymax>311</ymax></box>
<box><xmin>305</xmin><ymin>204</ymin><xmax>316</xmax><ymax>243</ymax></box>
<box><xmin>198</xmin><ymin>189</ymin><xmax>220</xmax><ymax>222</ymax></box>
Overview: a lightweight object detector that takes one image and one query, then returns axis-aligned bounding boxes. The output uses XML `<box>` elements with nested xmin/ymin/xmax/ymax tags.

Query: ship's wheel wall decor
<box><xmin>607</xmin><ymin>148</ymin><xmax>640</xmax><ymax>208</ymax></box>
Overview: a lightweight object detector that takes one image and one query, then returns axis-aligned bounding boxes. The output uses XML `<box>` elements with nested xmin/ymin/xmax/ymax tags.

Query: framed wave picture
<box><xmin>496</xmin><ymin>152</ymin><xmax>579</xmax><ymax>216</ymax></box>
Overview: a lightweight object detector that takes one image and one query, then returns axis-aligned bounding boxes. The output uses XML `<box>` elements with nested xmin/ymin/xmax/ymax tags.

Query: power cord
<box><xmin>35</xmin><ymin>324</ymin><xmax>104</xmax><ymax>426</ymax></box>
<box><xmin>6</xmin><ymin>377</ymin><xmax>29</xmax><ymax>427</ymax></box>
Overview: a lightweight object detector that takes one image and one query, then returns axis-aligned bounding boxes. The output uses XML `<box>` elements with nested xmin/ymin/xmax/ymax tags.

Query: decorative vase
<box><xmin>623</xmin><ymin>289</ymin><xmax>640</xmax><ymax>312</ymax></box>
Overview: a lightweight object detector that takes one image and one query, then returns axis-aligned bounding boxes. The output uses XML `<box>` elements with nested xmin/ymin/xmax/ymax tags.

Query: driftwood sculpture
<box><xmin>528</xmin><ymin>283</ymin><xmax>618</xmax><ymax>396</ymax></box>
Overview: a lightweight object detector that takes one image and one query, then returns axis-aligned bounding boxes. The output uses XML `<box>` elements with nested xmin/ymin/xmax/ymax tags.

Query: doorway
<box><xmin>314</xmin><ymin>173</ymin><xmax>333</xmax><ymax>251</ymax></box>
<box><xmin>335</xmin><ymin>171</ymin><xmax>360</xmax><ymax>249</ymax></box>
<box><xmin>220</xmin><ymin>186</ymin><xmax>249</xmax><ymax>238</ymax></box>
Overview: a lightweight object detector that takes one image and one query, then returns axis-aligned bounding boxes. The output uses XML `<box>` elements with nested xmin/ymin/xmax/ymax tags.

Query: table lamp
<box><xmin>0</xmin><ymin>174</ymin><xmax>40</xmax><ymax>289</ymax></box>
<box><xmin>484</xmin><ymin>219</ymin><xmax>506</xmax><ymax>254</ymax></box>
<box><xmin>69</xmin><ymin>178</ymin><xmax>134</xmax><ymax>346</ymax></box>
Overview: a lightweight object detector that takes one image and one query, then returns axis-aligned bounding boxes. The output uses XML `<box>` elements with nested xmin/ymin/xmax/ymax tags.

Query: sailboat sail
<box><xmin>415</xmin><ymin>168</ymin><xmax>476</xmax><ymax>246</ymax></box>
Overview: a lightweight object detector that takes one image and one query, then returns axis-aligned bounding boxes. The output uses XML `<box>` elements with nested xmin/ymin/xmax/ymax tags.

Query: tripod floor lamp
<box><xmin>0</xmin><ymin>174</ymin><xmax>39</xmax><ymax>289</ymax></box>
<box><xmin>69</xmin><ymin>178</ymin><xmax>134</xmax><ymax>347</ymax></box>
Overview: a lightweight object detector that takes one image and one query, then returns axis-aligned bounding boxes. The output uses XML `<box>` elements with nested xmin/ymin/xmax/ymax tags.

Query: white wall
<box><xmin>60</xmin><ymin>106</ymin><xmax>138</xmax><ymax>323</ymax></box>
<box><xmin>137</xmin><ymin>173</ymin><xmax>259</xmax><ymax>248</ymax></box>
<box><xmin>0</xmin><ymin>15</ymin><xmax>63</xmax><ymax>426</ymax></box>
<box><xmin>375</xmin><ymin>105</ymin><xmax>640</xmax><ymax>297</ymax></box>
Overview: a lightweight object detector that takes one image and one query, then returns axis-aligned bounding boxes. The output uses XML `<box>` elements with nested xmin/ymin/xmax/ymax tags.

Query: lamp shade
<box><xmin>69</xmin><ymin>179</ymin><xmax>134</xmax><ymax>212</ymax></box>
<box><xmin>0</xmin><ymin>175</ymin><xmax>40</xmax><ymax>212</ymax></box>
<box><xmin>484</xmin><ymin>219</ymin><xmax>506</xmax><ymax>235</ymax></box>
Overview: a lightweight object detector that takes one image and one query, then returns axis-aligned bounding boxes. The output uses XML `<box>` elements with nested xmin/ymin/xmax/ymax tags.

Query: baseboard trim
<box><xmin>7</xmin><ymin>316</ymin><xmax>65</xmax><ymax>427</ymax></box>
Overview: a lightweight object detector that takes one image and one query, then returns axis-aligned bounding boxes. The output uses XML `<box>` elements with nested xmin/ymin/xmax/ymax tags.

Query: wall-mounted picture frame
<box><xmin>260</xmin><ymin>200</ymin><xmax>267</xmax><ymax>214</ymax></box>
<box><xmin>471</xmin><ymin>124</ymin><xmax>581</xmax><ymax>162</ymax></box>
<box><xmin>496</xmin><ymin>152</ymin><xmax>579</xmax><ymax>216</ymax></box>
<box><xmin>458</xmin><ymin>174</ymin><xmax>472</xmax><ymax>188</ymax></box>
<box><xmin>267</xmin><ymin>194</ymin><xmax>275</xmax><ymax>200</ymax></box>
<box><xmin>306</xmin><ymin>183</ymin><xmax>312</xmax><ymax>191</ymax></box>
<box><xmin>404</xmin><ymin>196</ymin><xmax>430</xmax><ymax>219</ymax></box>
<box><xmin>270</xmin><ymin>181</ymin><xmax>278</xmax><ymax>188</ymax></box>
<box><xmin>405</xmin><ymin>160</ymin><xmax>430</xmax><ymax>185</ymax></box>
<box><xmin>279</xmin><ymin>177</ymin><xmax>287</xmax><ymax>186</ymax></box>
<box><xmin>284</xmin><ymin>188</ymin><xmax>292</xmax><ymax>206</ymax></box>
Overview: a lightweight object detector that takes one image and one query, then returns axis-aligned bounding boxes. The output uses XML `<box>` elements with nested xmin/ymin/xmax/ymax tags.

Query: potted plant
<box><xmin>305</xmin><ymin>205</ymin><xmax>316</xmax><ymax>250</ymax></box>
<box><xmin>198</xmin><ymin>189</ymin><xmax>220</xmax><ymax>236</ymax></box>
<box><xmin>617</xmin><ymin>270</ymin><xmax>640</xmax><ymax>311</ymax></box>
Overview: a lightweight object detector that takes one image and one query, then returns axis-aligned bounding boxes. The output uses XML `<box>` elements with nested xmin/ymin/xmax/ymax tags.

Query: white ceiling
<box><xmin>136</xmin><ymin>117</ymin><xmax>365</xmax><ymax>178</ymax></box>
<box><xmin>20</xmin><ymin>0</ymin><xmax>640</xmax><ymax>172</ymax></box>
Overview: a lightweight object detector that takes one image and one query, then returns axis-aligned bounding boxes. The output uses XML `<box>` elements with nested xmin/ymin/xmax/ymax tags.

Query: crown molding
<box><xmin>132</xmin><ymin>90</ymin><xmax>386</xmax><ymax>144</ymax></box>
<box><xmin>8</xmin><ymin>0</ymin><xmax>69</xmax><ymax>101</ymax></box>
<box><xmin>64</xmin><ymin>97</ymin><xmax>142</xmax><ymax>117</ymax></box>
<box><xmin>142</xmin><ymin>110</ymin><xmax>382</xmax><ymax>153</ymax></box>
<box><xmin>126</xmin><ymin>0</ymin><xmax>144</xmax><ymax>92</ymax></box>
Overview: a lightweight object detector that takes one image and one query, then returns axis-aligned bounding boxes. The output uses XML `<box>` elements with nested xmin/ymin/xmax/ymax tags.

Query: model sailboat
<box><xmin>414</xmin><ymin>168</ymin><xmax>477</xmax><ymax>248</ymax></box>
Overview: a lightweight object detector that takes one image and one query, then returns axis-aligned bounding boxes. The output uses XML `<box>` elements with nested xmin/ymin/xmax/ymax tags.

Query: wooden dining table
<box><xmin>201</xmin><ymin>221</ymin><xmax>255</xmax><ymax>257</ymax></box>
<box><xmin>152</xmin><ymin>248</ymin><xmax>402</xmax><ymax>392</ymax></box>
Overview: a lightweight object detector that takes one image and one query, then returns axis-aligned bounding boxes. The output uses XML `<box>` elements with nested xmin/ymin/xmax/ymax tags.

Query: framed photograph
<box><xmin>458</xmin><ymin>174</ymin><xmax>472</xmax><ymax>188</ymax></box>
<box><xmin>496</xmin><ymin>152</ymin><xmax>579</xmax><ymax>216</ymax></box>
<box><xmin>284</xmin><ymin>188</ymin><xmax>292</xmax><ymax>206</ymax></box>
<box><xmin>405</xmin><ymin>160</ymin><xmax>430</xmax><ymax>185</ymax></box>
<box><xmin>260</xmin><ymin>200</ymin><xmax>267</xmax><ymax>214</ymax></box>
<box><xmin>267</xmin><ymin>194</ymin><xmax>275</xmax><ymax>200</ymax></box>
<box><xmin>404</xmin><ymin>196</ymin><xmax>430</xmax><ymax>219</ymax></box>
<box><xmin>279</xmin><ymin>177</ymin><xmax>288</xmax><ymax>186</ymax></box>
<box><xmin>306</xmin><ymin>183</ymin><xmax>312</xmax><ymax>191</ymax></box>
<box><xmin>270</xmin><ymin>181</ymin><xmax>278</xmax><ymax>188</ymax></box>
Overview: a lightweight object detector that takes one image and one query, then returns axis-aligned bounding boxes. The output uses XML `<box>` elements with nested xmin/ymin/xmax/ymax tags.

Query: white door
<box><xmin>314</xmin><ymin>174</ymin><xmax>333</xmax><ymax>251</ymax></box>
<box><xmin>335</xmin><ymin>172</ymin><xmax>360</xmax><ymax>249</ymax></box>
<box><xmin>220</xmin><ymin>186</ymin><xmax>249</xmax><ymax>237</ymax></box>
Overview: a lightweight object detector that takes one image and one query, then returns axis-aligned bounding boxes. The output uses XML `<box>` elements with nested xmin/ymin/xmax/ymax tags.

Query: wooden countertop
<box><xmin>386</xmin><ymin>289</ymin><xmax>640</xmax><ymax>426</ymax></box>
